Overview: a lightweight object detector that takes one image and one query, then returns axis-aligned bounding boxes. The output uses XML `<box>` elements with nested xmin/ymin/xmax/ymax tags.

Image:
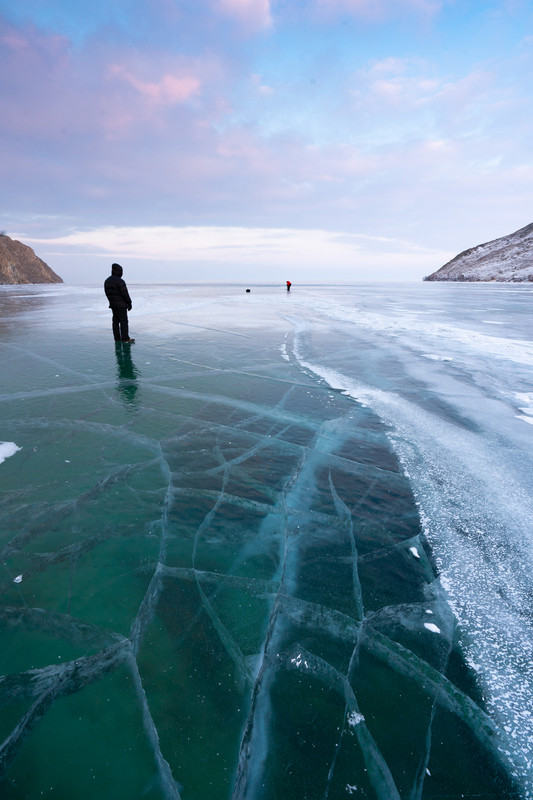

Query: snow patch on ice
<box><xmin>291</xmin><ymin>653</ymin><xmax>309</xmax><ymax>669</ymax></box>
<box><xmin>347</xmin><ymin>710</ymin><xmax>365</xmax><ymax>727</ymax></box>
<box><xmin>290</xmin><ymin>334</ymin><xmax>533</xmax><ymax>792</ymax></box>
<box><xmin>0</xmin><ymin>442</ymin><xmax>21</xmax><ymax>465</ymax></box>
<box><xmin>409</xmin><ymin>546</ymin><xmax>421</xmax><ymax>558</ymax></box>
<box><xmin>291</xmin><ymin>295</ymin><xmax>533</xmax><ymax>367</ymax></box>
<box><xmin>280</xmin><ymin>334</ymin><xmax>290</xmax><ymax>361</ymax></box>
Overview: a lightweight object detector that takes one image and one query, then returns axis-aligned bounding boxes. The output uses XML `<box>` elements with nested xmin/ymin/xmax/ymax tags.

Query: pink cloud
<box><xmin>351</xmin><ymin>57</ymin><xmax>449</xmax><ymax>113</ymax></box>
<box><xmin>251</xmin><ymin>73</ymin><xmax>274</xmax><ymax>95</ymax></box>
<box><xmin>110</xmin><ymin>65</ymin><xmax>201</xmax><ymax>106</ymax></box>
<box><xmin>215</xmin><ymin>0</ymin><xmax>272</xmax><ymax>30</ymax></box>
<box><xmin>0</xmin><ymin>16</ymin><xmax>220</xmax><ymax>147</ymax></box>
<box><xmin>0</xmin><ymin>32</ymin><xmax>30</xmax><ymax>51</ymax></box>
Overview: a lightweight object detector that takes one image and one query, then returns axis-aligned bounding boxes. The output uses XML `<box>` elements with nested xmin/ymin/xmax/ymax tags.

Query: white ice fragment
<box><xmin>424</xmin><ymin>622</ymin><xmax>441</xmax><ymax>634</ymax></box>
<box><xmin>425</xmin><ymin>609</ymin><xmax>433</xmax><ymax>614</ymax></box>
<box><xmin>426</xmin><ymin>768</ymin><xmax>431</xmax><ymax>776</ymax></box>
<box><xmin>346</xmin><ymin>786</ymin><xmax>358</xmax><ymax>795</ymax></box>
<box><xmin>291</xmin><ymin>653</ymin><xmax>308</xmax><ymax>668</ymax></box>
<box><xmin>409</xmin><ymin>546</ymin><xmax>421</xmax><ymax>558</ymax></box>
<box><xmin>65</xmin><ymin>460</ymin><xmax>71</xmax><ymax>463</ymax></box>
<box><xmin>13</xmin><ymin>575</ymin><xmax>23</xmax><ymax>584</ymax></box>
<box><xmin>0</xmin><ymin>442</ymin><xmax>22</xmax><ymax>465</ymax></box>
<box><xmin>347</xmin><ymin>710</ymin><xmax>364</xmax><ymax>726</ymax></box>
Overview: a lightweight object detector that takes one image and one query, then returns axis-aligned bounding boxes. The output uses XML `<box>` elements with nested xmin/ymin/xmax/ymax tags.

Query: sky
<box><xmin>2</xmin><ymin>0</ymin><xmax>533</xmax><ymax>284</ymax></box>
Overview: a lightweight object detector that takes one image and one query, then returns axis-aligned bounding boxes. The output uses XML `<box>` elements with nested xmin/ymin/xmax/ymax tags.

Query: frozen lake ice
<box><xmin>1</xmin><ymin>281</ymin><xmax>533</xmax><ymax>799</ymax></box>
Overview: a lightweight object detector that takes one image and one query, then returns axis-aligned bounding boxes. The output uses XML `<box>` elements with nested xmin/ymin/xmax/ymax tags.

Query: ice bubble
<box><xmin>347</xmin><ymin>711</ymin><xmax>364</xmax><ymax>727</ymax></box>
<box><xmin>13</xmin><ymin>575</ymin><xmax>23</xmax><ymax>584</ymax></box>
<box><xmin>424</xmin><ymin>622</ymin><xmax>441</xmax><ymax>634</ymax></box>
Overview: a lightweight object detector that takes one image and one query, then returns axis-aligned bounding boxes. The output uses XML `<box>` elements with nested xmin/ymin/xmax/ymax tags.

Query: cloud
<box><xmin>3</xmin><ymin>2</ymin><xmax>533</xmax><ymax>283</ymax></box>
<box><xmin>109</xmin><ymin>65</ymin><xmax>201</xmax><ymax>106</ymax></box>
<box><xmin>22</xmin><ymin>224</ymin><xmax>451</xmax><ymax>283</ymax></box>
<box><xmin>353</xmin><ymin>56</ymin><xmax>444</xmax><ymax>110</ymax></box>
<box><xmin>215</xmin><ymin>0</ymin><xmax>273</xmax><ymax>30</ymax></box>
<box><xmin>313</xmin><ymin>0</ymin><xmax>443</xmax><ymax>21</ymax></box>
<box><xmin>251</xmin><ymin>73</ymin><xmax>275</xmax><ymax>95</ymax></box>
<box><xmin>0</xmin><ymin>15</ymin><xmax>226</xmax><ymax>149</ymax></box>
<box><xmin>347</xmin><ymin>56</ymin><xmax>503</xmax><ymax>155</ymax></box>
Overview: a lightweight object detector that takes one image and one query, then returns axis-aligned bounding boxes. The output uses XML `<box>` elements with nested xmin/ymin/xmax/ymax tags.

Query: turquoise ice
<box><xmin>1</xmin><ymin>283</ymin><xmax>532</xmax><ymax>799</ymax></box>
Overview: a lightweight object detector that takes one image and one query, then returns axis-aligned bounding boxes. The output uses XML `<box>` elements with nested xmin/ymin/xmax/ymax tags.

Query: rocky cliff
<box><xmin>425</xmin><ymin>222</ymin><xmax>533</xmax><ymax>282</ymax></box>
<box><xmin>0</xmin><ymin>234</ymin><xmax>63</xmax><ymax>284</ymax></box>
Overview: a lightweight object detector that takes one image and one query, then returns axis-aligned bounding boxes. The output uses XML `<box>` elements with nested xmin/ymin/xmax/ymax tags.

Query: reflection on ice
<box><xmin>0</xmin><ymin>283</ymin><xmax>532</xmax><ymax>799</ymax></box>
<box><xmin>114</xmin><ymin>342</ymin><xmax>141</xmax><ymax>409</ymax></box>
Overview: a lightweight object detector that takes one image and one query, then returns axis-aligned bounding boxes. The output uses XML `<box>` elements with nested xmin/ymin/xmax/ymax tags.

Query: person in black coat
<box><xmin>104</xmin><ymin>263</ymin><xmax>135</xmax><ymax>343</ymax></box>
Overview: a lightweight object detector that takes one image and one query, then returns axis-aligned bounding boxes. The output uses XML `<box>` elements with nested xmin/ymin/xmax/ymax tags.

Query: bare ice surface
<box><xmin>1</xmin><ymin>282</ymin><xmax>532</xmax><ymax>799</ymax></box>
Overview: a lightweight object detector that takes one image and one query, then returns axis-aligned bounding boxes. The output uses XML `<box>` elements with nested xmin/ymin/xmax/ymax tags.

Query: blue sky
<box><xmin>1</xmin><ymin>0</ymin><xmax>533</xmax><ymax>283</ymax></box>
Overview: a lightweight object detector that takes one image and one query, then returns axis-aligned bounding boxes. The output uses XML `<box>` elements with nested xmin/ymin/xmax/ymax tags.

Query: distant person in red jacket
<box><xmin>104</xmin><ymin>263</ymin><xmax>135</xmax><ymax>344</ymax></box>
<box><xmin>286</xmin><ymin>280</ymin><xmax>292</xmax><ymax>292</ymax></box>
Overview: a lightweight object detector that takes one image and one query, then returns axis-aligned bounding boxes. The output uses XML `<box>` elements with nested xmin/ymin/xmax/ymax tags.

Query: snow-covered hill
<box><xmin>425</xmin><ymin>222</ymin><xmax>533</xmax><ymax>282</ymax></box>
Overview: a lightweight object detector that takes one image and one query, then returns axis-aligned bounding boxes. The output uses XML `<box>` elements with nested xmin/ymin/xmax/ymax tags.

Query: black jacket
<box><xmin>104</xmin><ymin>264</ymin><xmax>132</xmax><ymax>310</ymax></box>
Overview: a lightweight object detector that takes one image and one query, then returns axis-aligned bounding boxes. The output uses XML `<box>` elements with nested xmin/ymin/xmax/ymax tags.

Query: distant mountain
<box><xmin>0</xmin><ymin>234</ymin><xmax>63</xmax><ymax>284</ymax></box>
<box><xmin>424</xmin><ymin>222</ymin><xmax>533</xmax><ymax>282</ymax></box>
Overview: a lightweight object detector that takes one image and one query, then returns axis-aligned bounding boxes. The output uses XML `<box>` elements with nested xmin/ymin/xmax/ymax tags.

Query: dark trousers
<box><xmin>111</xmin><ymin>307</ymin><xmax>129</xmax><ymax>341</ymax></box>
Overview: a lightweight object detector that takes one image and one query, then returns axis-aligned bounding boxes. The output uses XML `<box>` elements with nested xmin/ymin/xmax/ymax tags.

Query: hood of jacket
<box><xmin>111</xmin><ymin>263</ymin><xmax>123</xmax><ymax>277</ymax></box>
